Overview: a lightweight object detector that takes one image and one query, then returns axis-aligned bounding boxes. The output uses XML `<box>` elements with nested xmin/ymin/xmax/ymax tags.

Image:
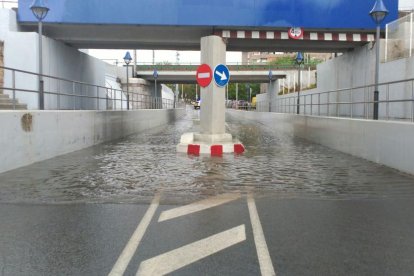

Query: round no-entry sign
<box><xmin>196</xmin><ymin>64</ymin><xmax>213</xmax><ymax>87</ymax></box>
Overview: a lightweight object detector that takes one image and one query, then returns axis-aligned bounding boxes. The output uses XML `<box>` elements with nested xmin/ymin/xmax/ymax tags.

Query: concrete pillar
<box><xmin>200</xmin><ymin>36</ymin><xmax>226</xmax><ymax>135</ymax></box>
<box><xmin>177</xmin><ymin>35</ymin><xmax>243</xmax><ymax>154</ymax></box>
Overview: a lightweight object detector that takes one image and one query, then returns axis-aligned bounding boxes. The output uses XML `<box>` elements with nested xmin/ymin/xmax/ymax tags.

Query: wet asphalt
<box><xmin>1</xmin><ymin>108</ymin><xmax>414</xmax><ymax>275</ymax></box>
<box><xmin>1</xmin><ymin>196</ymin><xmax>414</xmax><ymax>275</ymax></box>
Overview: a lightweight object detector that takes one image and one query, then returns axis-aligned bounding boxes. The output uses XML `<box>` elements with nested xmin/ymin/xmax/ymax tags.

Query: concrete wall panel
<box><xmin>0</xmin><ymin>109</ymin><xmax>185</xmax><ymax>173</ymax></box>
<box><xmin>227</xmin><ymin>110</ymin><xmax>414</xmax><ymax>175</ymax></box>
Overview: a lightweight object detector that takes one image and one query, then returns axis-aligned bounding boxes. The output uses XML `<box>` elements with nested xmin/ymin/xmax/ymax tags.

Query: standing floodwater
<box><xmin>0</xmin><ymin>108</ymin><xmax>414</xmax><ymax>203</ymax></box>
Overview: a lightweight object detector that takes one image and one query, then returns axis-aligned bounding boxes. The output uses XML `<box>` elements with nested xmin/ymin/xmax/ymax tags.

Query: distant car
<box><xmin>194</xmin><ymin>100</ymin><xmax>201</xmax><ymax>109</ymax></box>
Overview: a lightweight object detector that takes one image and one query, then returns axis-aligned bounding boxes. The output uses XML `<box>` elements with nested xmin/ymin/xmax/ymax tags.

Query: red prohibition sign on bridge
<box><xmin>196</xmin><ymin>64</ymin><xmax>213</xmax><ymax>87</ymax></box>
<box><xmin>288</xmin><ymin>27</ymin><xmax>304</xmax><ymax>40</ymax></box>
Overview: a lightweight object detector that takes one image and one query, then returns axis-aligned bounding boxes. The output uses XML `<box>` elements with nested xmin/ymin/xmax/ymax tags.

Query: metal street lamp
<box><xmin>123</xmin><ymin>51</ymin><xmax>132</xmax><ymax>110</ymax></box>
<box><xmin>153</xmin><ymin>68</ymin><xmax>158</xmax><ymax>109</ymax></box>
<box><xmin>370</xmin><ymin>0</ymin><xmax>389</xmax><ymax>120</ymax></box>
<box><xmin>268</xmin><ymin>70</ymin><xmax>273</xmax><ymax>112</ymax></box>
<box><xmin>295</xmin><ymin>52</ymin><xmax>304</xmax><ymax>114</ymax></box>
<box><xmin>30</xmin><ymin>0</ymin><xmax>49</xmax><ymax>110</ymax></box>
<box><xmin>245</xmin><ymin>84</ymin><xmax>250</xmax><ymax>110</ymax></box>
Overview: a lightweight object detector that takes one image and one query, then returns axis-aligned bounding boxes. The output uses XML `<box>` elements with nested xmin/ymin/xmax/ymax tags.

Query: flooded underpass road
<box><xmin>1</xmin><ymin>108</ymin><xmax>414</xmax><ymax>275</ymax></box>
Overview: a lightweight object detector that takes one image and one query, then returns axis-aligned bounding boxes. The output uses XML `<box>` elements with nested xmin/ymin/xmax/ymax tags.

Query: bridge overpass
<box><xmin>16</xmin><ymin>0</ymin><xmax>398</xmax><ymax>52</ymax></box>
<box><xmin>134</xmin><ymin>64</ymin><xmax>299</xmax><ymax>84</ymax></box>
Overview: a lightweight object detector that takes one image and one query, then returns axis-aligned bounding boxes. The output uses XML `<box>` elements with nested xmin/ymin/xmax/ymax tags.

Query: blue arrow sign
<box><xmin>153</xmin><ymin>69</ymin><xmax>158</xmax><ymax>79</ymax></box>
<box><xmin>268</xmin><ymin>70</ymin><xmax>273</xmax><ymax>80</ymax></box>
<box><xmin>213</xmin><ymin>64</ymin><xmax>230</xmax><ymax>87</ymax></box>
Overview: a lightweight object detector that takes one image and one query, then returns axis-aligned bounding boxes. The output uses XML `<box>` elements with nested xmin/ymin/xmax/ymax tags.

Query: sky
<box><xmin>399</xmin><ymin>0</ymin><xmax>414</xmax><ymax>10</ymax></box>
<box><xmin>87</xmin><ymin>49</ymin><xmax>242</xmax><ymax>66</ymax></box>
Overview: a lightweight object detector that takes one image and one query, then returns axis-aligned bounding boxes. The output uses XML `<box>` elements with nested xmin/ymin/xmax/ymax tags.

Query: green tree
<box><xmin>226</xmin><ymin>83</ymin><xmax>259</xmax><ymax>101</ymax></box>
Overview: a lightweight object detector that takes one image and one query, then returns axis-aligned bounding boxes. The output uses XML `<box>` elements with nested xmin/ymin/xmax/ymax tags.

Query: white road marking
<box><xmin>247</xmin><ymin>194</ymin><xmax>276</xmax><ymax>276</ymax></box>
<box><xmin>108</xmin><ymin>194</ymin><xmax>160</xmax><ymax>276</ymax></box>
<box><xmin>158</xmin><ymin>193</ymin><xmax>241</xmax><ymax>222</ymax></box>
<box><xmin>136</xmin><ymin>225</ymin><xmax>246</xmax><ymax>276</ymax></box>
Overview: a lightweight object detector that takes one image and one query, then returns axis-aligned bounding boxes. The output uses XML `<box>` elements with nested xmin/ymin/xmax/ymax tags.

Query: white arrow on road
<box><xmin>215</xmin><ymin>70</ymin><xmax>227</xmax><ymax>81</ymax></box>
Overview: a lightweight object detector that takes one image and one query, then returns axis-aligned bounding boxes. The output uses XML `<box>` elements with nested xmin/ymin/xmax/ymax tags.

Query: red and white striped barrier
<box><xmin>215</xmin><ymin>30</ymin><xmax>375</xmax><ymax>42</ymax></box>
<box><xmin>177</xmin><ymin>132</ymin><xmax>245</xmax><ymax>156</ymax></box>
<box><xmin>186</xmin><ymin>143</ymin><xmax>245</xmax><ymax>156</ymax></box>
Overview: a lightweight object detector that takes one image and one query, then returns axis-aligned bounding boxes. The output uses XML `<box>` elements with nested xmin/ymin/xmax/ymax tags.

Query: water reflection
<box><xmin>0</xmin><ymin>110</ymin><xmax>413</xmax><ymax>204</ymax></box>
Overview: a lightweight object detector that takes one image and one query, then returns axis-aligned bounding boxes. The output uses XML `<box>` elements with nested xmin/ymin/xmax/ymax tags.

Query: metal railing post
<box><xmin>327</xmin><ymin>91</ymin><xmax>330</xmax><ymax>116</ymax></box>
<box><xmin>96</xmin><ymin>86</ymin><xmax>100</xmax><ymax>110</ymax></box>
<box><xmin>336</xmin><ymin>91</ymin><xmax>339</xmax><ymax>117</ymax></box>
<box><xmin>113</xmin><ymin>89</ymin><xmax>116</xmax><ymax>110</ymax></box>
<box><xmin>350</xmin><ymin>89</ymin><xmax>353</xmax><ymax>118</ymax></box>
<box><xmin>363</xmin><ymin>87</ymin><xmax>367</xmax><ymax>119</ymax></box>
<box><xmin>106</xmin><ymin>88</ymin><xmax>109</xmax><ymax>110</ymax></box>
<box><xmin>12</xmin><ymin>69</ymin><xmax>16</xmax><ymax>110</ymax></box>
<box><xmin>303</xmin><ymin>95</ymin><xmax>306</xmax><ymax>115</ymax></box>
<box><xmin>57</xmin><ymin>79</ymin><xmax>60</xmax><ymax>110</ymax></box>
<box><xmin>72</xmin><ymin>82</ymin><xmax>76</xmax><ymax>110</ymax></box>
<box><xmin>310</xmin><ymin>94</ymin><xmax>313</xmax><ymax>115</ymax></box>
<box><xmin>318</xmin><ymin>93</ymin><xmax>320</xmax><ymax>116</ymax></box>
<box><xmin>386</xmin><ymin>84</ymin><xmax>390</xmax><ymax>120</ymax></box>
<box><xmin>411</xmin><ymin>80</ymin><xmax>414</xmax><ymax>122</ymax></box>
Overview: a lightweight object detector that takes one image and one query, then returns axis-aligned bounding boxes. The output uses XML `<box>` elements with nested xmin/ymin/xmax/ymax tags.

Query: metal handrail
<box><xmin>134</xmin><ymin>63</ymin><xmax>317</xmax><ymax>71</ymax></box>
<box><xmin>0</xmin><ymin>65</ymin><xmax>181</xmax><ymax>110</ymax></box>
<box><xmin>256</xmin><ymin>77</ymin><xmax>414</xmax><ymax>122</ymax></box>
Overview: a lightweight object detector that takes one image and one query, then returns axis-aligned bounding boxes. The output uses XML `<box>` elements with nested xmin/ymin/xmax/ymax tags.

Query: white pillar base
<box><xmin>177</xmin><ymin>132</ymin><xmax>245</xmax><ymax>156</ymax></box>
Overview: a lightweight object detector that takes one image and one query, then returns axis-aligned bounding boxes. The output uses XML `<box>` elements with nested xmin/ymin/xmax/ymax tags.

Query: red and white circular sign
<box><xmin>196</xmin><ymin>64</ymin><xmax>212</xmax><ymax>87</ymax></box>
<box><xmin>288</xmin><ymin>27</ymin><xmax>304</xmax><ymax>40</ymax></box>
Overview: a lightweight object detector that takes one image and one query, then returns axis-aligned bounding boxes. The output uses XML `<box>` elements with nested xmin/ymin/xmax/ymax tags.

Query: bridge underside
<box><xmin>20</xmin><ymin>24</ymin><xmax>374</xmax><ymax>52</ymax></box>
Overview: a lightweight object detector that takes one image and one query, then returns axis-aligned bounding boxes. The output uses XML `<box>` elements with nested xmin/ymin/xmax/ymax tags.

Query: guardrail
<box><xmin>134</xmin><ymin>63</ymin><xmax>316</xmax><ymax>72</ymax></box>
<box><xmin>261</xmin><ymin>78</ymin><xmax>414</xmax><ymax>122</ymax></box>
<box><xmin>0</xmin><ymin>66</ymin><xmax>182</xmax><ymax>110</ymax></box>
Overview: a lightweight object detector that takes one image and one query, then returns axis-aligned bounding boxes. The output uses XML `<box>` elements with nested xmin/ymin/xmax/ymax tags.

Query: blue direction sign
<box><xmin>153</xmin><ymin>69</ymin><xmax>158</xmax><ymax>79</ymax></box>
<box><xmin>213</xmin><ymin>64</ymin><xmax>230</xmax><ymax>87</ymax></box>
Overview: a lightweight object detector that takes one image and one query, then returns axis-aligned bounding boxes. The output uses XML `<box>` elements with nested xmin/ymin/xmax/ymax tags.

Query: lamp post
<box><xmin>123</xmin><ymin>51</ymin><xmax>132</xmax><ymax>110</ymax></box>
<box><xmin>30</xmin><ymin>0</ymin><xmax>49</xmax><ymax>110</ymax></box>
<box><xmin>268</xmin><ymin>70</ymin><xmax>273</xmax><ymax>112</ymax></box>
<box><xmin>295</xmin><ymin>52</ymin><xmax>304</xmax><ymax>114</ymax></box>
<box><xmin>245</xmin><ymin>84</ymin><xmax>250</xmax><ymax>110</ymax></box>
<box><xmin>153</xmin><ymin>68</ymin><xmax>158</xmax><ymax>109</ymax></box>
<box><xmin>370</xmin><ymin>0</ymin><xmax>389</xmax><ymax>120</ymax></box>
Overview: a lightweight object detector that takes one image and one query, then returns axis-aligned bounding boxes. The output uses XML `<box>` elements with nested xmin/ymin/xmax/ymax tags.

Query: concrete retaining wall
<box><xmin>0</xmin><ymin>108</ymin><xmax>185</xmax><ymax>173</ymax></box>
<box><xmin>227</xmin><ymin>110</ymin><xmax>414</xmax><ymax>175</ymax></box>
<box><xmin>258</xmin><ymin>43</ymin><xmax>414</xmax><ymax>120</ymax></box>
